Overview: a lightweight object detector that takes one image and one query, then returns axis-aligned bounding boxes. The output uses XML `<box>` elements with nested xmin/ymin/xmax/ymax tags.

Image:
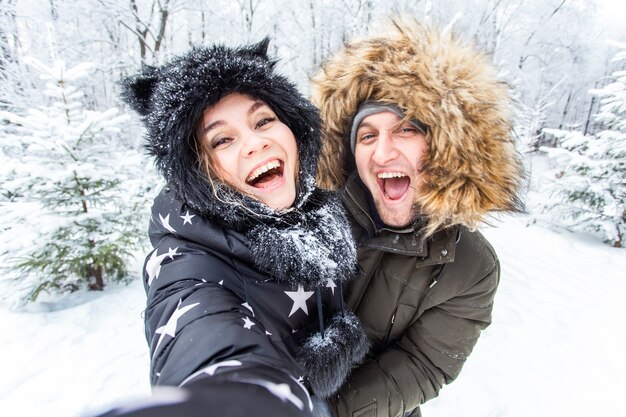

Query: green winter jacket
<box><xmin>332</xmin><ymin>175</ymin><xmax>500</xmax><ymax>417</ymax></box>
<box><xmin>311</xmin><ymin>21</ymin><xmax>524</xmax><ymax>417</ymax></box>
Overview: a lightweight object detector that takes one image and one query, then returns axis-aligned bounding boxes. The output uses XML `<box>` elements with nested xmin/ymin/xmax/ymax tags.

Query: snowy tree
<box><xmin>537</xmin><ymin>42</ymin><xmax>626</xmax><ymax>248</ymax></box>
<box><xmin>122</xmin><ymin>0</ymin><xmax>172</xmax><ymax>65</ymax></box>
<box><xmin>0</xmin><ymin>56</ymin><xmax>154</xmax><ymax>302</ymax></box>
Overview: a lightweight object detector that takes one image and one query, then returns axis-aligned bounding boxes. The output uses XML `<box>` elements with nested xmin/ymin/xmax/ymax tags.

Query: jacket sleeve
<box><xmin>94</xmin><ymin>379</ymin><xmax>316</xmax><ymax>417</ymax></box>
<box><xmin>332</xmin><ymin>260</ymin><xmax>500</xmax><ymax>417</ymax></box>
<box><xmin>143</xmin><ymin>234</ymin><xmax>311</xmax><ymax>410</ymax></box>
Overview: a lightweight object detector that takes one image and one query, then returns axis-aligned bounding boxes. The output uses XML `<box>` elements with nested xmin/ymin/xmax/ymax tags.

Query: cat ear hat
<box><xmin>121</xmin><ymin>39</ymin><xmax>321</xmax><ymax>228</ymax></box>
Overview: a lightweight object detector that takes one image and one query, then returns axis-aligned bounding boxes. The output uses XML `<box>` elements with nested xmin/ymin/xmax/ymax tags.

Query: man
<box><xmin>312</xmin><ymin>20</ymin><xmax>525</xmax><ymax>417</ymax></box>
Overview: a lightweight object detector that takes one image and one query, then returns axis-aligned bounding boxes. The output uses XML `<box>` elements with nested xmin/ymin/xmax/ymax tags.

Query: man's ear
<box><xmin>120</xmin><ymin>65</ymin><xmax>159</xmax><ymax>116</ymax></box>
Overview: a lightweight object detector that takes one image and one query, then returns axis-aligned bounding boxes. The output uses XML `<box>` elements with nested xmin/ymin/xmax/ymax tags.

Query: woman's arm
<box><xmin>141</xmin><ymin>238</ymin><xmax>316</xmax><ymax>416</ymax></box>
<box><xmin>143</xmin><ymin>241</ymin><xmax>303</xmax><ymax>385</ymax></box>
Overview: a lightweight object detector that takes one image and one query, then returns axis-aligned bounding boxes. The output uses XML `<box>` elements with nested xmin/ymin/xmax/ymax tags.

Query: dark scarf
<box><xmin>201</xmin><ymin>185</ymin><xmax>370</xmax><ymax>400</ymax></box>
<box><xmin>246</xmin><ymin>189</ymin><xmax>357</xmax><ymax>288</ymax></box>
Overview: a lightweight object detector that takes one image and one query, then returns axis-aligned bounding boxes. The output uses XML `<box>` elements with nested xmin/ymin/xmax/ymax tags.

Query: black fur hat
<box><xmin>121</xmin><ymin>39</ymin><xmax>321</xmax><ymax>229</ymax></box>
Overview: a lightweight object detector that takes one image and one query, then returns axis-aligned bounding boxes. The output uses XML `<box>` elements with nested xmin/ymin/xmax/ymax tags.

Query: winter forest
<box><xmin>0</xmin><ymin>1</ymin><xmax>625</xmax><ymax>416</ymax></box>
<box><xmin>1</xmin><ymin>0</ymin><xmax>625</xmax><ymax>302</ymax></box>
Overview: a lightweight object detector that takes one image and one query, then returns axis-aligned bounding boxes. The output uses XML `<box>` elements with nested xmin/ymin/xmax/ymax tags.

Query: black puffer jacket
<box><xmin>118</xmin><ymin>39</ymin><xmax>369</xmax><ymax>416</ymax></box>
<box><xmin>145</xmin><ymin>187</ymin><xmax>367</xmax><ymax>397</ymax></box>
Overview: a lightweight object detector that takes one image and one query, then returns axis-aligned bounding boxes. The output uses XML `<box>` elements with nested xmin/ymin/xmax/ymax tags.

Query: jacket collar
<box><xmin>341</xmin><ymin>173</ymin><xmax>458</xmax><ymax>264</ymax></box>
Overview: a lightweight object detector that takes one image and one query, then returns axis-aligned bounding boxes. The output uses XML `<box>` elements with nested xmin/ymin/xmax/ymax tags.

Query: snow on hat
<box><xmin>120</xmin><ymin>39</ymin><xmax>322</xmax><ymax>227</ymax></box>
<box><xmin>349</xmin><ymin>101</ymin><xmax>427</xmax><ymax>153</ymax></box>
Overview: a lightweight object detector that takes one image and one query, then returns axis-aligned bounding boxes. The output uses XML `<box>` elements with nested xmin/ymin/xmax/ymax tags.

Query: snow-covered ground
<box><xmin>424</xmin><ymin>215</ymin><xmax>626</xmax><ymax>417</ymax></box>
<box><xmin>1</xmin><ymin>214</ymin><xmax>625</xmax><ymax>417</ymax></box>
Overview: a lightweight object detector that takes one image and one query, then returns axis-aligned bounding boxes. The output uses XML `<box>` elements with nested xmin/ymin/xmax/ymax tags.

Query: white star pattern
<box><xmin>243</xmin><ymin>379</ymin><xmax>304</xmax><ymax>411</ymax></box>
<box><xmin>291</xmin><ymin>376</ymin><xmax>313</xmax><ymax>411</ymax></box>
<box><xmin>145</xmin><ymin>247</ymin><xmax>180</xmax><ymax>287</ymax></box>
<box><xmin>241</xmin><ymin>302</ymin><xmax>255</xmax><ymax>316</ymax></box>
<box><xmin>242</xmin><ymin>316</ymin><xmax>255</xmax><ymax>329</ymax></box>
<box><xmin>218</xmin><ymin>280</ymin><xmax>224</xmax><ymax>286</ymax></box>
<box><xmin>167</xmin><ymin>247</ymin><xmax>180</xmax><ymax>259</ymax></box>
<box><xmin>159</xmin><ymin>213</ymin><xmax>177</xmax><ymax>234</ymax></box>
<box><xmin>265</xmin><ymin>330</ymin><xmax>272</xmax><ymax>336</ymax></box>
<box><xmin>180</xmin><ymin>211</ymin><xmax>195</xmax><ymax>225</ymax></box>
<box><xmin>326</xmin><ymin>279</ymin><xmax>337</xmax><ymax>295</ymax></box>
<box><xmin>285</xmin><ymin>285</ymin><xmax>314</xmax><ymax>317</ymax></box>
<box><xmin>154</xmin><ymin>299</ymin><xmax>200</xmax><ymax>352</ymax></box>
<box><xmin>145</xmin><ymin>249</ymin><xmax>170</xmax><ymax>286</ymax></box>
<box><xmin>179</xmin><ymin>360</ymin><xmax>243</xmax><ymax>386</ymax></box>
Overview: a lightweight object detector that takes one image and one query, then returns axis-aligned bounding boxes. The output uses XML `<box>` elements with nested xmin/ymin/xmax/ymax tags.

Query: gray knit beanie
<box><xmin>349</xmin><ymin>101</ymin><xmax>427</xmax><ymax>153</ymax></box>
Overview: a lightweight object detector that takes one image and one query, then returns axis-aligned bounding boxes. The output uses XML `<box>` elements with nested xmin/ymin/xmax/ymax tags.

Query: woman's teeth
<box><xmin>247</xmin><ymin>160</ymin><xmax>281</xmax><ymax>183</ymax></box>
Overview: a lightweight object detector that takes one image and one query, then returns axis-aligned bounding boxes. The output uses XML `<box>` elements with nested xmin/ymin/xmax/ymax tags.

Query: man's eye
<box><xmin>360</xmin><ymin>133</ymin><xmax>376</xmax><ymax>143</ymax></box>
<box><xmin>397</xmin><ymin>127</ymin><xmax>419</xmax><ymax>137</ymax></box>
<box><xmin>211</xmin><ymin>136</ymin><xmax>233</xmax><ymax>149</ymax></box>
<box><xmin>256</xmin><ymin>117</ymin><xmax>276</xmax><ymax>129</ymax></box>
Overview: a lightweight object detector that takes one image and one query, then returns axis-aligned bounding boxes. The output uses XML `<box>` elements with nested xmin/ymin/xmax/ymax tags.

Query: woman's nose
<box><xmin>241</xmin><ymin>132</ymin><xmax>270</xmax><ymax>157</ymax></box>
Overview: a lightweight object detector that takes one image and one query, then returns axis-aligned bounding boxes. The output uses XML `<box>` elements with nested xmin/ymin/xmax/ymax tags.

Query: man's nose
<box><xmin>371</xmin><ymin>130</ymin><xmax>398</xmax><ymax>165</ymax></box>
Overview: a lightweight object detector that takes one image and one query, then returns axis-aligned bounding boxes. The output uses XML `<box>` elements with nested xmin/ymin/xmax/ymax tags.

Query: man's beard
<box><xmin>372</xmin><ymin>197</ymin><xmax>420</xmax><ymax>229</ymax></box>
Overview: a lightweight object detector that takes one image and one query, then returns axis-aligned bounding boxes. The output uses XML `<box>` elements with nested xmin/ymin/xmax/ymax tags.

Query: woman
<box><xmin>115</xmin><ymin>39</ymin><xmax>369</xmax><ymax>416</ymax></box>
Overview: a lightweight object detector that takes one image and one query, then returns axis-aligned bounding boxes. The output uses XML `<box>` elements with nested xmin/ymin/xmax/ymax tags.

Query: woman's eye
<box><xmin>211</xmin><ymin>136</ymin><xmax>233</xmax><ymax>149</ymax></box>
<box><xmin>255</xmin><ymin>117</ymin><xmax>276</xmax><ymax>129</ymax></box>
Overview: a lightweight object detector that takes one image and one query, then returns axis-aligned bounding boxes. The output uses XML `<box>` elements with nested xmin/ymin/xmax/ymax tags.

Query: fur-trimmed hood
<box><xmin>312</xmin><ymin>20</ymin><xmax>525</xmax><ymax>234</ymax></box>
<box><xmin>121</xmin><ymin>39</ymin><xmax>321</xmax><ymax>231</ymax></box>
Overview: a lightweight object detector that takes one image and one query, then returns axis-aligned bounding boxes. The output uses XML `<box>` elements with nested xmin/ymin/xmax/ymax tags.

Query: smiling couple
<box><xmin>102</xmin><ymin>18</ymin><xmax>524</xmax><ymax>417</ymax></box>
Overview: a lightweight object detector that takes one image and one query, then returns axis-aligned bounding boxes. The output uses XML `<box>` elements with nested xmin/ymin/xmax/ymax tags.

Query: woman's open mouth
<box><xmin>377</xmin><ymin>172</ymin><xmax>410</xmax><ymax>201</ymax></box>
<box><xmin>246</xmin><ymin>159</ymin><xmax>285</xmax><ymax>189</ymax></box>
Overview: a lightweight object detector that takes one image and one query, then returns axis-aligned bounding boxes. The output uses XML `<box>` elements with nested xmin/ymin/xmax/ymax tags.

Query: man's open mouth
<box><xmin>246</xmin><ymin>159</ymin><xmax>284</xmax><ymax>189</ymax></box>
<box><xmin>377</xmin><ymin>172</ymin><xmax>410</xmax><ymax>200</ymax></box>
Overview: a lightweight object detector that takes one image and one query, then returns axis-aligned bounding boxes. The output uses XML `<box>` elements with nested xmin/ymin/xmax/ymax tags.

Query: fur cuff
<box><xmin>297</xmin><ymin>310</ymin><xmax>370</xmax><ymax>398</ymax></box>
<box><xmin>311</xmin><ymin>396</ymin><xmax>333</xmax><ymax>417</ymax></box>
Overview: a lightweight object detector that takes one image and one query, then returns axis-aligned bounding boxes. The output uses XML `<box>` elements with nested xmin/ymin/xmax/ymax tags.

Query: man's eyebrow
<box><xmin>356</xmin><ymin>122</ymin><xmax>375</xmax><ymax>130</ymax></box>
<box><xmin>357</xmin><ymin>120</ymin><xmax>408</xmax><ymax>132</ymax></box>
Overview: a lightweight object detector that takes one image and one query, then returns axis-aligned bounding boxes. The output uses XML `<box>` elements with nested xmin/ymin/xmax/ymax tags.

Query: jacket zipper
<box><xmin>384</xmin><ymin>305</ymin><xmax>400</xmax><ymax>347</ymax></box>
<box><xmin>384</xmin><ymin>263</ymin><xmax>447</xmax><ymax>347</ymax></box>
